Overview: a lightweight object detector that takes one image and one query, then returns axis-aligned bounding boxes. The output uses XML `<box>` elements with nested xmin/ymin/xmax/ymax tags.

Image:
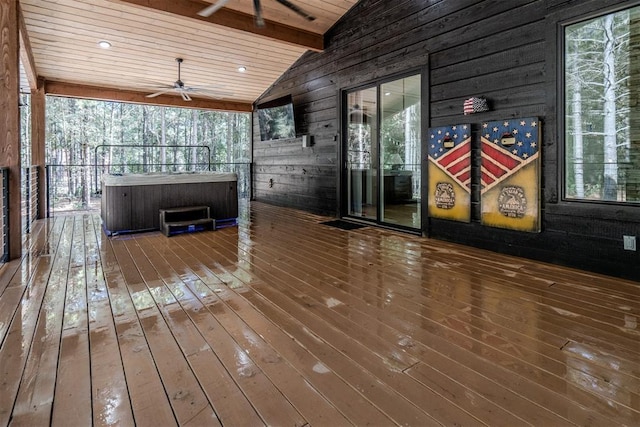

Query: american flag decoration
<box><xmin>428</xmin><ymin>124</ymin><xmax>471</xmax><ymax>190</ymax></box>
<box><xmin>463</xmin><ymin>97</ymin><xmax>489</xmax><ymax>115</ymax></box>
<box><xmin>480</xmin><ymin>118</ymin><xmax>540</xmax><ymax>193</ymax></box>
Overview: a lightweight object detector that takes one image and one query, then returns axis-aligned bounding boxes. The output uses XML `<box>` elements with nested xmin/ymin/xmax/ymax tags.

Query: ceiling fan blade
<box><xmin>273</xmin><ymin>0</ymin><xmax>316</xmax><ymax>21</ymax></box>
<box><xmin>146</xmin><ymin>88</ymin><xmax>174</xmax><ymax>98</ymax></box>
<box><xmin>197</xmin><ymin>0</ymin><xmax>231</xmax><ymax>17</ymax></box>
<box><xmin>181</xmin><ymin>91</ymin><xmax>192</xmax><ymax>102</ymax></box>
<box><xmin>253</xmin><ymin>0</ymin><xmax>264</xmax><ymax>27</ymax></box>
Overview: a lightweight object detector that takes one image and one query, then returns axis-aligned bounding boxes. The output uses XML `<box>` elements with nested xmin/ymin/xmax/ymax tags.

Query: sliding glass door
<box><xmin>346</xmin><ymin>87</ymin><xmax>378</xmax><ymax>221</ymax></box>
<box><xmin>343</xmin><ymin>73</ymin><xmax>421</xmax><ymax>230</ymax></box>
<box><xmin>380</xmin><ymin>75</ymin><xmax>421</xmax><ymax>228</ymax></box>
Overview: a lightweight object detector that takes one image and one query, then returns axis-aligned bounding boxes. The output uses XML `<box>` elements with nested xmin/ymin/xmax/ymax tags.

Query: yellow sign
<box><xmin>427</xmin><ymin>125</ymin><xmax>471</xmax><ymax>223</ymax></box>
<box><xmin>480</xmin><ymin>118</ymin><xmax>541</xmax><ymax>232</ymax></box>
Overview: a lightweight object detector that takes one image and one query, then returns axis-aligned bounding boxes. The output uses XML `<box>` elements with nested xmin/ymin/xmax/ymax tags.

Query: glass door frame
<box><xmin>338</xmin><ymin>66</ymin><xmax>429</xmax><ymax>233</ymax></box>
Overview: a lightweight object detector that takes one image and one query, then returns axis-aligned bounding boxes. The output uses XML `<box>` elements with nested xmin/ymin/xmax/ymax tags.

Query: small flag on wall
<box><xmin>463</xmin><ymin>97</ymin><xmax>489</xmax><ymax>115</ymax></box>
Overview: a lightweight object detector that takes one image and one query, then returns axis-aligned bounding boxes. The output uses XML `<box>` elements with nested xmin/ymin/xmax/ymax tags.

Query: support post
<box><xmin>32</xmin><ymin>78</ymin><xmax>46</xmax><ymax>218</ymax></box>
<box><xmin>0</xmin><ymin>0</ymin><xmax>21</xmax><ymax>259</ymax></box>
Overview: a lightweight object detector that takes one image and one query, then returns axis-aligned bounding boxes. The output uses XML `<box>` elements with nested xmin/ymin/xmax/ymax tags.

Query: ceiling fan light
<box><xmin>97</xmin><ymin>40</ymin><xmax>112</xmax><ymax>49</ymax></box>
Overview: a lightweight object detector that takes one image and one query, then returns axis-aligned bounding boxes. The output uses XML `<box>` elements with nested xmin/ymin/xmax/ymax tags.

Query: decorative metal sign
<box><xmin>427</xmin><ymin>124</ymin><xmax>471</xmax><ymax>223</ymax></box>
<box><xmin>498</xmin><ymin>185</ymin><xmax>527</xmax><ymax>218</ymax></box>
<box><xmin>435</xmin><ymin>182</ymin><xmax>456</xmax><ymax>210</ymax></box>
<box><xmin>480</xmin><ymin>117</ymin><xmax>541</xmax><ymax>232</ymax></box>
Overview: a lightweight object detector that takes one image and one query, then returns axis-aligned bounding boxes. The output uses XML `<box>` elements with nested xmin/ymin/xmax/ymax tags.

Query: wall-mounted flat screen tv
<box><xmin>257</xmin><ymin>95</ymin><xmax>296</xmax><ymax>141</ymax></box>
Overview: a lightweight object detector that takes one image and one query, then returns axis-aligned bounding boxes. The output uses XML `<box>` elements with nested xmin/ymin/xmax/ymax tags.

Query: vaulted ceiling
<box><xmin>19</xmin><ymin>0</ymin><xmax>358</xmax><ymax>110</ymax></box>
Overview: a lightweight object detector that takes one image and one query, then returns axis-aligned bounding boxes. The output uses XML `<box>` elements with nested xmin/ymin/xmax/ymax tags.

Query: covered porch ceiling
<box><xmin>18</xmin><ymin>0</ymin><xmax>358</xmax><ymax>111</ymax></box>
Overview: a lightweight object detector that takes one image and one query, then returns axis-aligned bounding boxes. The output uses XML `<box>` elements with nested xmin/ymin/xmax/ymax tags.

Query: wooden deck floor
<box><xmin>0</xmin><ymin>201</ymin><xmax>639</xmax><ymax>426</ymax></box>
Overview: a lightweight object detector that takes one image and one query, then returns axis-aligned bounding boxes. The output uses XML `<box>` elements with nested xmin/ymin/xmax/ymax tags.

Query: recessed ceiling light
<box><xmin>97</xmin><ymin>40</ymin><xmax>112</xmax><ymax>49</ymax></box>
<box><xmin>238</xmin><ymin>66</ymin><xmax>247</xmax><ymax>72</ymax></box>
<box><xmin>384</xmin><ymin>92</ymin><xmax>391</xmax><ymax>96</ymax></box>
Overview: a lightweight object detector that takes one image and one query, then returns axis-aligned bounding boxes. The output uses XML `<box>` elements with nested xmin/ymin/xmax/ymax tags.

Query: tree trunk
<box><xmin>602</xmin><ymin>14</ymin><xmax>618</xmax><ymax>200</ymax></box>
<box><xmin>204</xmin><ymin>119</ymin><xmax>210</xmax><ymax>170</ymax></box>
<box><xmin>191</xmin><ymin>109</ymin><xmax>198</xmax><ymax>171</ymax></box>
<box><xmin>628</xmin><ymin>12</ymin><xmax>640</xmax><ymax>200</ymax></box>
<box><xmin>119</xmin><ymin>103</ymin><xmax>125</xmax><ymax>145</ymax></box>
<box><xmin>142</xmin><ymin>105</ymin><xmax>148</xmax><ymax>173</ymax></box>
<box><xmin>82</xmin><ymin>143</ymin><xmax>90</xmax><ymax>208</ymax></box>
<box><xmin>571</xmin><ymin>78</ymin><xmax>585</xmax><ymax>198</ymax></box>
<box><xmin>161</xmin><ymin>108</ymin><xmax>167</xmax><ymax>172</ymax></box>
<box><xmin>108</xmin><ymin>103</ymin><xmax>115</xmax><ymax>174</ymax></box>
<box><xmin>226</xmin><ymin>113</ymin><xmax>233</xmax><ymax>165</ymax></box>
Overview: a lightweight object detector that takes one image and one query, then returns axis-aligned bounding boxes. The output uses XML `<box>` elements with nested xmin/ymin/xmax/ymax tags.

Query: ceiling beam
<box><xmin>17</xmin><ymin>3</ymin><xmax>37</xmax><ymax>91</ymax></box>
<box><xmin>45</xmin><ymin>81</ymin><xmax>253</xmax><ymax>112</ymax></box>
<box><xmin>113</xmin><ymin>0</ymin><xmax>323</xmax><ymax>51</ymax></box>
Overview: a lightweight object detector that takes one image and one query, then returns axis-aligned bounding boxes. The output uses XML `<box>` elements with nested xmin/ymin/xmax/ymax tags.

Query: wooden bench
<box><xmin>159</xmin><ymin>206</ymin><xmax>215</xmax><ymax>237</ymax></box>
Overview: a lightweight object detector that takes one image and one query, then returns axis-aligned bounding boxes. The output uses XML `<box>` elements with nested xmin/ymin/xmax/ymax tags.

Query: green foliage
<box><xmin>42</xmin><ymin>97</ymin><xmax>251</xmax><ymax>210</ymax></box>
<box><xmin>45</xmin><ymin>97</ymin><xmax>251</xmax><ymax>167</ymax></box>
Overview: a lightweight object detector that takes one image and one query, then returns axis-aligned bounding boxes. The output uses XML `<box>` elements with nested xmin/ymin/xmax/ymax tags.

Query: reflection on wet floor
<box><xmin>0</xmin><ymin>202</ymin><xmax>638</xmax><ymax>426</ymax></box>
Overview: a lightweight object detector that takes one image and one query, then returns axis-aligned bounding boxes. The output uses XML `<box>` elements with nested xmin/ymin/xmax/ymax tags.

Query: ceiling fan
<box><xmin>198</xmin><ymin>0</ymin><xmax>315</xmax><ymax>27</ymax></box>
<box><xmin>145</xmin><ymin>58</ymin><xmax>231</xmax><ymax>101</ymax></box>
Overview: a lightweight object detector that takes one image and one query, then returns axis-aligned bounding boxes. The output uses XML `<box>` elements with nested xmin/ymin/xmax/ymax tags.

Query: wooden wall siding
<box><xmin>253</xmin><ymin>0</ymin><xmax>640</xmax><ymax>280</ymax></box>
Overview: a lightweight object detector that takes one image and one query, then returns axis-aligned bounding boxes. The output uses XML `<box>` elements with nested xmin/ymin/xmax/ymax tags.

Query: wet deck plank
<box><xmin>0</xmin><ymin>202</ymin><xmax>638</xmax><ymax>426</ymax></box>
<box><xmin>1</xmin><ymin>217</ymin><xmax>67</xmax><ymax>426</ymax></box>
<box><xmin>52</xmin><ymin>216</ymin><xmax>92</xmax><ymax>426</ymax></box>
<box><xmin>110</xmin><ymin>237</ymin><xmax>221</xmax><ymax>426</ymax></box>
<box><xmin>94</xmin><ymin>216</ymin><xmax>178</xmax><ymax>427</ymax></box>
<box><xmin>83</xmin><ymin>214</ymin><xmax>136</xmax><ymax>426</ymax></box>
<box><xmin>201</xmin><ymin>214</ymin><xmax>587</xmax><ymax>425</ymax></box>
<box><xmin>152</xmin><ymin>233</ymin><xmax>373</xmax><ymax>426</ymax></box>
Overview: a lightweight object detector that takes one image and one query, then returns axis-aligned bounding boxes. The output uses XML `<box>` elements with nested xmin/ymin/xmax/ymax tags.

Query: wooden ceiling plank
<box><xmin>29</xmin><ymin>50</ymin><xmax>271</xmax><ymax>94</ymax></box>
<box><xmin>22</xmin><ymin>1</ymin><xmax>308</xmax><ymax>57</ymax></box>
<box><xmin>24</xmin><ymin>21</ymin><xmax>303</xmax><ymax>66</ymax></box>
<box><xmin>29</xmin><ymin>47</ymin><xmax>292</xmax><ymax>84</ymax></box>
<box><xmin>24</xmin><ymin>21</ymin><xmax>300</xmax><ymax>99</ymax></box>
<box><xmin>29</xmin><ymin>42</ymin><xmax>293</xmax><ymax>77</ymax></box>
<box><xmin>30</xmin><ymin>47</ymin><xmax>289</xmax><ymax>79</ymax></box>
<box><xmin>17</xmin><ymin>4</ymin><xmax>37</xmax><ymax>91</ymax></box>
<box><xmin>112</xmin><ymin>0</ymin><xmax>324</xmax><ymax>51</ymax></box>
<box><xmin>21</xmin><ymin>2</ymin><xmax>306</xmax><ymax>95</ymax></box>
<box><xmin>45</xmin><ymin>80</ymin><xmax>253</xmax><ymax>112</ymax></box>
<box><xmin>19</xmin><ymin>0</ymin><xmax>359</xmax><ymax>104</ymax></box>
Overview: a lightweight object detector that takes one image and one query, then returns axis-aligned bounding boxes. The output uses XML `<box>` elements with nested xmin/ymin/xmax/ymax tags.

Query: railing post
<box><xmin>2</xmin><ymin>169</ymin><xmax>9</xmax><ymax>262</ymax></box>
<box><xmin>46</xmin><ymin>165</ymin><xmax>50</xmax><ymax>218</ymax></box>
<box><xmin>35</xmin><ymin>167</ymin><xmax>39</xmax><ymax>222</ymax></box>
<box><xmin>25</xmin><ymin>166</ymin><xmax>30</xmax><ymax>234</ymax></box>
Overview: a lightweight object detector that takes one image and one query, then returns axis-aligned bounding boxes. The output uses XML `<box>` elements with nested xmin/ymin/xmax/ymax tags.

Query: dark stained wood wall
<box><xmin>253</xmin><ymin>0</ymin><xmax>640</xmax><ymax>281</ymax></box>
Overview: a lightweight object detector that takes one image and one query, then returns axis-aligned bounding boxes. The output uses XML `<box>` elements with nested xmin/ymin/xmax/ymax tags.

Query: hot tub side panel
<box><xmin>102</xmin><ymin>180</ymin><xmax>238</xmax><ymax>234</ymax></box>
<box><xmin>158</xmin><ymin>181</ymin><xmax>238</xmax><ymax>221</ymax></box>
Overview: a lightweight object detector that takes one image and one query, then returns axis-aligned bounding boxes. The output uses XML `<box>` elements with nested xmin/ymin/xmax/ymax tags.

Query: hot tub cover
<box><xmin>102</xmin><ymin>171</ymin><xmax>237</xmax><ymax>187</ymax></box>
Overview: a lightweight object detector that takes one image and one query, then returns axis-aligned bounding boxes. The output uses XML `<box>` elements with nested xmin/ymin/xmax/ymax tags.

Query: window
<box><xmin>564</xmin><ymin>5</ymin><xmax>640</xmax><ymax>203</ymax></box>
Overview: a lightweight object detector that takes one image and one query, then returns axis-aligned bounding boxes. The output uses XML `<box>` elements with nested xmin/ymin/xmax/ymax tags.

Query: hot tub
<box><xmin>101</xmin><ymin>171</ymin><xmax>238</xmax><ymax>235</ymax></box>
